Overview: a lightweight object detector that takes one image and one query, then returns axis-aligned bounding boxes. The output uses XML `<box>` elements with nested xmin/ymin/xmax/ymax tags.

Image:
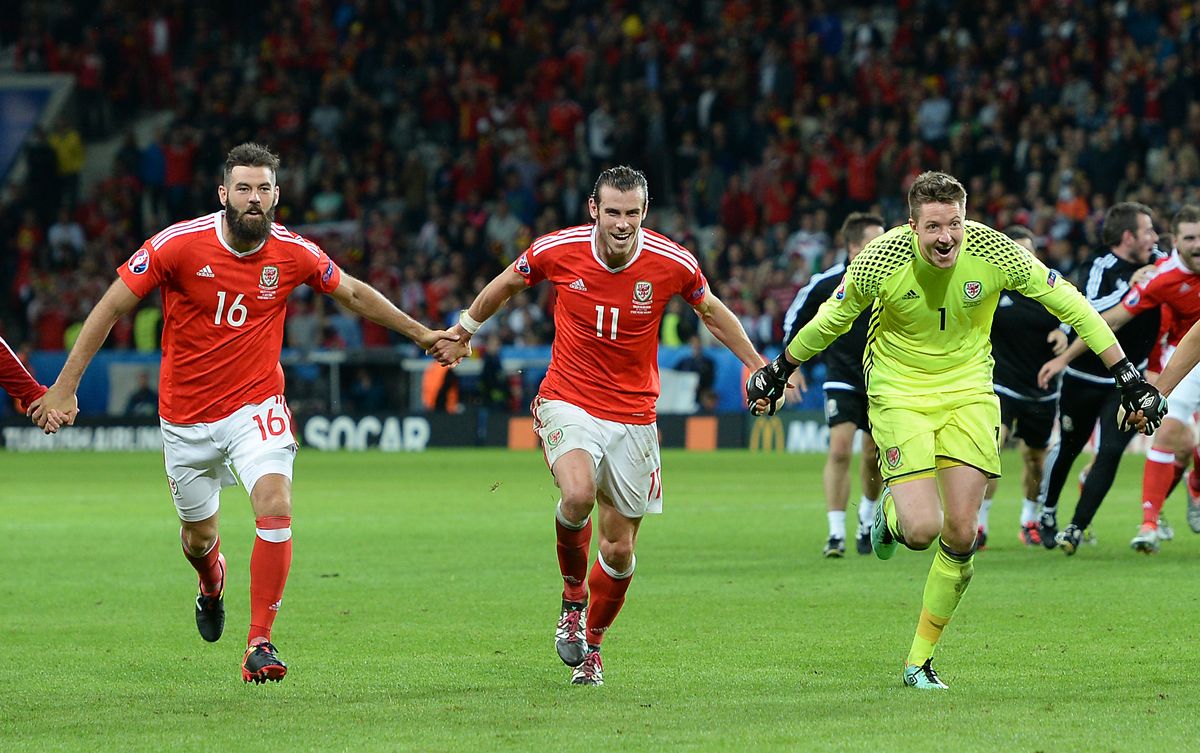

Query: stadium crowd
<box><xmin>2</xmin><ymin>0</ymin><xmax>1199</xmax><ymax>393</ymax></box>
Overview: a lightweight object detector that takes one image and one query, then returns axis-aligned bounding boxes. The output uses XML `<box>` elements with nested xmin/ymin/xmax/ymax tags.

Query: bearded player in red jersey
<box><xmin>31</xmin><ymin>143</ymin><xmax>455</xmax><ymax>683</ymax></box>
<box><xmin>428</xmin><ymin>166</ymin><xmax>772</xmax><ymax>685</ymax></box>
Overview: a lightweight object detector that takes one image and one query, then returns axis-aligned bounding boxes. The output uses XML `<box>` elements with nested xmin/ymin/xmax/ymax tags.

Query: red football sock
<box><xmin>585</xmin><ymin>557</ymin><xmax>634</xmax><ymax>647</ymax></box>
<box><xmin>1141</xmin><ymin>449</ymin><xmax>1176</xmax><ymax>526</ymax></box>
<box><xmin>182</xmin><ymin>534</ymin><xmax>224</xmax><ymax>597</ymax></box>
<box><xmin>556</xmin><ymin>517</ymin><xmax>592</xmax><ymax>603</ymax></box>
<box><xmin>249</xmin><ymin>515</ymin><xmax>292</xmax><ymax>645</ymax></box>
<box><xmin>1167</xmin><ymin>461</ymin><xmax>1187</xmax><ymax>498</ymax></box>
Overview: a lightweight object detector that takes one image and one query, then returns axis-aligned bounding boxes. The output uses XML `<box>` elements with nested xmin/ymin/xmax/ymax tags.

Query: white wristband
<box><xmin>459</xmin><ymin>310</ymin><xmax>483</xmax><ymax>335</ymax></box>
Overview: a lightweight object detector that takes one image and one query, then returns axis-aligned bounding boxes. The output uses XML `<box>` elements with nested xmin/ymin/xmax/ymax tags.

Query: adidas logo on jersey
<box><xmin>569</xmin><ymin>278</ymin><xmax>588</xmax><ymax>292</ymax></box>
<box><xmin>196</xmin><ymin>265</ymin><xmax>215</xmax><ymax>278</ymax></box>
<box><xmin>902</xmin><ymin>289</ymin><xmax>919</xmax><ymax>300</ymax></box>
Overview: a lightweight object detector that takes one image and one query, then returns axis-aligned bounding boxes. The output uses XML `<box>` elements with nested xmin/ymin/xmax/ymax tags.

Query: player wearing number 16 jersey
<box><xmin>31</xmin><ymin>143</ymin><xmax>454</xmax><ymax>683</ymax></box>
<box><xmin>427</xmin><ymin>166</ymin><xmax>768</xmax><ymax>686</ymax></box>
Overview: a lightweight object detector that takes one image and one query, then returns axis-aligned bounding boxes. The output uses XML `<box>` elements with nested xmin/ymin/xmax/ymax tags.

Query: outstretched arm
<box><xmin>0</xmin><ymin>335</ymin><xmax>47</xmax><ymax>409</ymax></box>
<box><xmin>428</xmin><ymin>267</ymin><xmax>529</xmax><ymax>366</ymax></box>
<box><xmin>1037</xmin><ymin>305</ymin><xmax>1133</xmax><ymax>388</ymax></box>
<box><xmin>1155</xmin><ymin>319</ymin><xmax>1200</xmax><ymax>399</ymax></box>
<box><xmin>329</xmin><ymin>272</ymin><xmax>455</xmax><ymax>350</ymax></box>
<box><xmin>692</xmin><ymin>292</ymin><xmax>771</xmax><ymax>372</ymax></box>
<box><xmin>31</xmin><ymin>278</ymin><xmax>141</xmax><ymax>431</ymax></box>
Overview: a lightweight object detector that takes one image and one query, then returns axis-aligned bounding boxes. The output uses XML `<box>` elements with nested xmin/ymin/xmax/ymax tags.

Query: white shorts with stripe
<box><xmin>532</xmin><ymin>397</ymin><xmax>662</xmax><ymax>518</ymax></box>
<box><xmin>161</xmin><ymin>395</ymin><xmax>298</xmax><ymax>522</ymax></box>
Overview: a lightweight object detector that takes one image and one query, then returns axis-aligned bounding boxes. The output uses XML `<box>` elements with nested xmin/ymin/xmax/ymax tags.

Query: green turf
<box><xmin>0</xmin><ymin>448</ymin><xmax>1191</xmax><ymax>752</ymax></box>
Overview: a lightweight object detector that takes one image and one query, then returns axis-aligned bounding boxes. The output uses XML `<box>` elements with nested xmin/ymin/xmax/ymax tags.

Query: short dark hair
<box><xmin>223</xmin><ymin>142</ymin><xmax>280</xmax><ymax>184</ymax></box>
<box><xmin>908</xmin><ymin>171</ymin><xmax>967</xmax><ymax>220</ymax></box>
<box><xmin>1172</xmin><ymin>205</ymin><xmax>1200</xmax><ymax>233</ymax></box>
<box><xmin>591</xmin><ymin>165</ymin><xmax>649</xmax><ymax>207</ymax></box>
<box><xmin>1003</xmin><ymin>225</ymin><xmax>1035</xmax><ymax>243</ymax></box>
<box><xmin>1101</xmin><ymin>201</ymin><xmax>1155</xmax><ymax>247</ymax></box>
<box><xmin>841</xmin><ymin>212</ymin><xmax>885</xmax><ymax>248</ymax></box>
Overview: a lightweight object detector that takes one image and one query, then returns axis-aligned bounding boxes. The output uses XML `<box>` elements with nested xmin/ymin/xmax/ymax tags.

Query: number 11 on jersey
<box><xmin>595</xmin><ymin>305</ymin><xmax>618</xmax><ymax>339</ymax></box>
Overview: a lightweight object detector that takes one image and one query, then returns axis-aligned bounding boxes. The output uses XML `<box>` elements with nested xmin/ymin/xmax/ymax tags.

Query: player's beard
<box><xmin>227</xmin><ymin>203</ymin><xmax>275</xmax><ymax>245</ymax></box>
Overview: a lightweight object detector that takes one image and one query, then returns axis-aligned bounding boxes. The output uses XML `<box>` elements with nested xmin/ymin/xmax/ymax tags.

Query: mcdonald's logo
<box><xmin>749</xmin><ymin>415</ymin><xmax>785</xmax><ymax>452</ymax></box>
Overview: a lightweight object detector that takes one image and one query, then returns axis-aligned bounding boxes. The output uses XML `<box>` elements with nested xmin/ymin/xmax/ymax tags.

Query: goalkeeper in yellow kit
<box><xmin>746</xmin><ymin>171</ymin><xmax>1166</xmax><ymax>689</ymax></box>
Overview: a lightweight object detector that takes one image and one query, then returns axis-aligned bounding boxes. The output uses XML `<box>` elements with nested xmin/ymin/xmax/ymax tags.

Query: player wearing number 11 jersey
<box><xmin>427</xmin><ymin>166</ymin><xmax>769</xmax><ymax>685</ymax></box>
<box><xmin>31</xmin><ymin>143</ymin><xmax>454</xmax><ymax>683</ymax></box>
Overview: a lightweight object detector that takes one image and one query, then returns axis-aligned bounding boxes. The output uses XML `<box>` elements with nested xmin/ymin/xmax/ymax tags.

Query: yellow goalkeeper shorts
<box><xmin>868</xmin><ymin>389</ymin><xmax>1001</xmax><ymax>483</ymax></box>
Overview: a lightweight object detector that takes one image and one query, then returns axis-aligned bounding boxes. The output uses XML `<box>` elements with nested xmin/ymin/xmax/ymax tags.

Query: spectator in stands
<box><xmin>124</xmin><ymin>370</ymin><xmax>158</xmax><ymax>416</ymax></box>
<box><xmin>47</xmin><ymin>118</ymin><xmax>84</xmax><ymax>210</ymax></box>
<box><xmin>3</xmin><ymin>0</ymin><xmax>1200</xmax><ymax>417</ymax></box>
<box><xmin>675</xmin><ymin>336</ymin><xmax>717</xmax><ymax>413</ymax></box>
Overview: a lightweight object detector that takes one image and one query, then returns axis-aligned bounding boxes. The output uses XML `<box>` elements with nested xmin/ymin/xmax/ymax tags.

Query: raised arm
<box><xmin>428</xmin><ymin>266</ymin><xmax>529</xmax><ymax>367</ymax></box>
<box><xmin>328</xmin><ymin>271</ymin><xmax>455</xmax><ymax>350</ymax></box>
<box><xmin>31</xmin><ymin>277</ymin><xmax>141</xmax><ymax>431</ymax></box>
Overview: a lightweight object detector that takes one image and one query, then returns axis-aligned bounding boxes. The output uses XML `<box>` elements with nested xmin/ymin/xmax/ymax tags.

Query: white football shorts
<box><xmin>1161</xmin><ymin>345</ymin><xmax>1200</xmax><ymax>427</ymax></box>
<box><xmin>160</xmin><ymin>395</ymin><xmax>298</xmax><ymax>522</ymax></box>
<box><xmin>532</xmin><ymin>397</ymin><xmax>663</xmax><ymax>518</ymax></box>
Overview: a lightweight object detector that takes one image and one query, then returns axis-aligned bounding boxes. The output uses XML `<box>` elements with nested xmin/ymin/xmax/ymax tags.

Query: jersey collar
<box><xmin>216</xmin><ymin>211</ymin><xmax>268</xmax><ymax>257</ymax></box>
<box><xmin>590</xmin><ymin>225</ymin><xmax>644</xmax><ymax>273</ymax></box>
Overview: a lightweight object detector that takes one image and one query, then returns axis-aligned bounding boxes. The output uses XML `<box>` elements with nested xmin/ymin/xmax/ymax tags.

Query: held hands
<box><xmin>746</xmin><ymin>354</ymin><xmax>798</xmax><ymax>416</ymax></box>
<box><xmin>27</xmin><ymin>384</ymin><xmax>79</xmax><ymax>435</ymax></box>
<box><xmin>1111</xmin><ymin>358</ymin><xmax>1167</xmax><ymax>435</ymax></box>
<box><xmin>426</xmin><ymin>323</ymin><xmax>472</xmax><ymax>367</ymax></box>
<box><xmin>417</xmin><ymin>327</ymin><xmax>460</xmax><ymax>352</ymax></box>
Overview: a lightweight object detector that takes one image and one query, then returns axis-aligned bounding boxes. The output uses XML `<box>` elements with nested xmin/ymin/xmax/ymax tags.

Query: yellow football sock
<box><xmin>906</xmin><ymin>543</ymin><xmax>974</xmax><ymax>666</ymax></box>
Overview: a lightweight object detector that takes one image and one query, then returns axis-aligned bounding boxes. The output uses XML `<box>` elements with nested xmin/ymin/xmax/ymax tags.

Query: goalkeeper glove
<box><xmin>746</xmin><ymin>353</ymin><xmax>798</xmax><ymax>416</ymax></box>
<box><xmin>1110</xmin><ymin>357</ymin><xmax>1167</xmax><ymax>433</ymax></box>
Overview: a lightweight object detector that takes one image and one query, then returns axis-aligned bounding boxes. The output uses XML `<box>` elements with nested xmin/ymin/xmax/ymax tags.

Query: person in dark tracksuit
<box><xmin>783</xmin><ymin>213</ymin><xmax>886</xmax><ymax>557</ymax></box>
<box><xmin>1035</xmin><ymin>202</ymin><xmax>1162</xmax><ymax>554</ymax></box>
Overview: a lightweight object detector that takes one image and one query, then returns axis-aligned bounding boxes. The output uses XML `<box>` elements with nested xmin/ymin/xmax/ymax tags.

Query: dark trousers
<box><xmin>1039</xmin><ymin>375</ymin><xmax>1135</xmax><ymax>529</ymax></box>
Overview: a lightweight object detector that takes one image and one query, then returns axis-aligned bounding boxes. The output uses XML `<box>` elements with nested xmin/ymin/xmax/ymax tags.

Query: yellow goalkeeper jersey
<box><xmin>786</xmin><ymin>220</ymin><xmax>1117</xmax><ymax>398</ymax></box>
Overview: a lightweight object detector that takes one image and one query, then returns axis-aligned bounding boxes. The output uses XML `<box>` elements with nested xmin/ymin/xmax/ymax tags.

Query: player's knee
<box><xmin>599</xmin><ymin>537</ymin><xmax>635</xmax><ymax>572</ymax></box>
<box><xmin>560</xmin><ymin>487</ymin><xmax>596</xmax><ymax>519</ymax></box>
<box><xmin>903</xmin><ymin>518</ymin><xmax>942</xmax><ymax>550</ymax></box>
<box><xmin>181</xmin><ymin>524</ymin><xmax>218</xmax><ymax>556</ymax></box>
<box><xmin>905</xmin><ymin>530</ymin><xmax>937</xmax><ymax>550</ymax></box>
<box><xmin>942</xmin><ymin>521</ymin><xmax>978</xmax><ymax>552</ymax></box>
<box><xmin>252</xmin><ymin>489</ymin><xmax>291</xmax><ymax>518</ymax></box>
<box><xmin>826</xmin><ymin>445</ymin><xmax>853</xmax><ymax>468</ymax></box>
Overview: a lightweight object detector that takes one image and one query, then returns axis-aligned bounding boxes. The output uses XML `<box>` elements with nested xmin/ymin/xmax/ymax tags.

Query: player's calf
<box><xmin>195</xmin><ymin>553</ymin><xmax>226</xmax><ymax>643</ymax></box>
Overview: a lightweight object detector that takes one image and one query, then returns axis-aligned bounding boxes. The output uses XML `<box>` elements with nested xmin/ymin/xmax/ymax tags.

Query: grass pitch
<box><xmin>0</xmin><ymin>449</ymin><xmax>1191</xmax><ymax>752</ymax></box>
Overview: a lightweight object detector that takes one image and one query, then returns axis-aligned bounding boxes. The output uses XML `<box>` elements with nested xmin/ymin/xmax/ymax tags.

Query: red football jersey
<box><xmin>516</xmin><ymin>224</ymin><xmax>708</xmax><ymax>423</ymax></box>
<box><xmin>118</xmin><ymin>212</ymin><xmax>342</xmax><ymax>424</ymax></box>
<box><xmin>1122</xmin><ymin>253</ymin><xmax>1200</xmax><ymax>346</ymax></box>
